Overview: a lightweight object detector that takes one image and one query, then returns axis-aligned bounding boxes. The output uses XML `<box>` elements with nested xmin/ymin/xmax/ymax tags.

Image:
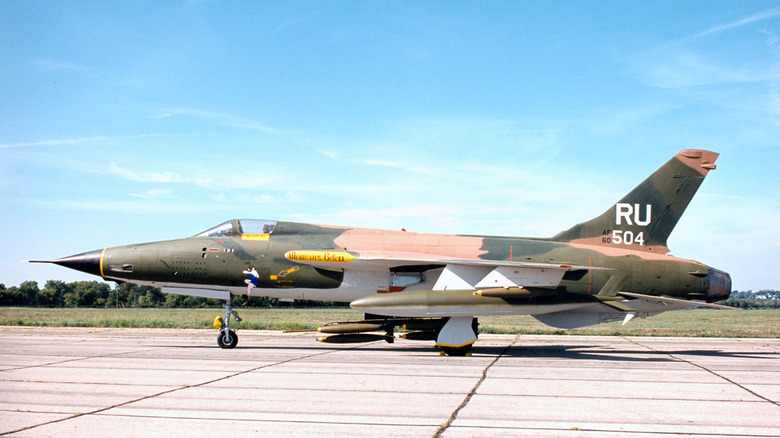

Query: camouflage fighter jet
<box><xmin>34</xmin><ymin>149</ymin><xmax>732</xmax><ymax>355</ymax></box>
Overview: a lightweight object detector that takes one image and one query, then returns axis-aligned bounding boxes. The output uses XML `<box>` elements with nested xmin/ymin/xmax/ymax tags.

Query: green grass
<box><xmin>0</xmin><ymin>307</ymin><xmax>777</xmax><ymax>337</ymax></box>
<box><xmin>0</xmin><ymin>307</ymin><xmax>360</xmax><ymax>330</ymax></box>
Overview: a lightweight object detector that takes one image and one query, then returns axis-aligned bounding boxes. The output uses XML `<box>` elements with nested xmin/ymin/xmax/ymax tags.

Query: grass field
<box><xmin>0</xmin><ymin>307</ymin><xmax>777</xmax><ymax>337</ymax></box>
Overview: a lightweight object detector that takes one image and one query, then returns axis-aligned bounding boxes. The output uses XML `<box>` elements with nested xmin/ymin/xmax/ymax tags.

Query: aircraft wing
<box><xmin>285</xmin><ymin>249</ymin><xmax>601</xmax><ymax>290</ymax></box>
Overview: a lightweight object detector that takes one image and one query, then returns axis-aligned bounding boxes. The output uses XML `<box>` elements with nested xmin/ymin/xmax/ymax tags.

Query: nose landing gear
<box><xmin>217</xmin><ymin>328</ymin><xmax>238</xmax><ymax>349</ymax></box>
<box><xmin>214</xmin><ymin>297</ymin><xmax>242</xmax><ymax>349</ymax></box>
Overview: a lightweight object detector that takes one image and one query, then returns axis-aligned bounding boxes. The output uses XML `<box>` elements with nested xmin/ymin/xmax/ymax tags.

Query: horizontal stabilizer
<box><xmin>596</xmin><ymin>297</ymin><xmax>636</xmax><ymax>312</ymax></box>
<box><xmin>618</xmin><ymin>292</ymin><xmax>737</xmax><ymax>310</ymax></box>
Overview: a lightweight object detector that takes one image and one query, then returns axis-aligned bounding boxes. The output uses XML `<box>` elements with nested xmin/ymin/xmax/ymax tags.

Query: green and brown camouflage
<box><xmin>34</xmin><ymin>149</ymin><xmax>731</xmax><ymax>355</ymax></box>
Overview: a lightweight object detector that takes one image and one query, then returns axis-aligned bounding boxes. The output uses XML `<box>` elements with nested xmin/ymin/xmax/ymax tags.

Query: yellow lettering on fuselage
<box><xmin>285</xmin><ymin>250</ymin><xmax>356</xmax><ymax>263</ymax></box>
<box><xmin>241</xmin><ymin>233</ymin><xmax>270</xmax><ymax>241</ymax></box>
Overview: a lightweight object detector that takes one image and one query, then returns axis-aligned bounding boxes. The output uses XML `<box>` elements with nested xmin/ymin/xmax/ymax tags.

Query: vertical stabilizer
<box><xmin>551</xmin><ymin>149</ymin><xmax>719</xmax><ymax>254</ymax></box>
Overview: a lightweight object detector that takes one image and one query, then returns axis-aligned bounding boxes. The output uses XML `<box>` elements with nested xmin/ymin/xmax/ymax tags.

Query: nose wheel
<box><xmin>214</xmin><ymin>297</ymin><xmax>242</xmax><ymax>349</ymax></box>
<box><xmin>217</xmin><ymin>329</ymin><xmax>238</xmax><ymax>349</ymax></box>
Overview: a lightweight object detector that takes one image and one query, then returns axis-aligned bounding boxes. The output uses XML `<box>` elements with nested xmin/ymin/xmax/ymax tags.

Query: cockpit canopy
<box><xmin>195</xmin><ymin>219</ymin><xmax>277</xmax><ymax>238</ymax></box>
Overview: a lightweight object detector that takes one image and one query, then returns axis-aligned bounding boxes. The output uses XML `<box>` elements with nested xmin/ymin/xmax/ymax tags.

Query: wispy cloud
<box><xmin>31</xmin><ymin>198</ymin><xmax>212</xmax><ymax>214</ymax></box>
<box><xmin>152</xmin><ymin>108</ymin><xmax>277</xmax><ymax>133</ymax></box>
<box><xmin>365</xmin><ymin>159</ymin><xmax>433</xmax><ymax>175</ymax></box>
<box><xmin>636</xmin><ymin>9</ymin><xmax>780</xmax><ymax>89</ymax></box>
<box><xmin>585</xmin><ymin>103</ymin><xmax>679</xmax><ymax>132</ymax></box>
<box><xmin>128</xmin><ymin>188</ymin><xmax>174</xmax><ymax>199</ymax></box>
<box><xmin>33</xmin><ymin>58</ymin><xmax>98</xmax><ymax>76</ymax></box>
<box><xmin>1</xmin><ymin>136</ymin><xmax>116</xmax><ymax>149</ymax></box>
<box><xmin>108</xmin><ymin>162</ymin><xmax>186</xmax><ymax>184</ymax></box>
<box><xmin>105</xmin><ymin>161</ymin><xmax>283</xmax><ymax>191</ymax></box>
<box><xmin>630</xmin><ymin>8</ymin><xmax>779</xmax><ymax>93</ymax></box>
<box><xmin>316</xmin><ymin>149</ymin><xmax>337</xmax><ymax>159</ymax></box>
<box><xmin>693</xmin><ymin>9</ymin><xmax>780</xmax><ymax>40</ymax></box>
<box><xmin>0</xmin><ymin>134</ymin><xmax>171</xmax><ymax>149</ymax></box>
<box><xmin>642</xmin><ymin>52</ymin><xmax>774</xmax><ymax>89</ymax></box>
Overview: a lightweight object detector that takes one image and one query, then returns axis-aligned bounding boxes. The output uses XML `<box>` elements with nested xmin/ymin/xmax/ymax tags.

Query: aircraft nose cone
<box><xmin>50</xmin><ymin>249</ymin><xmax>104</xmax><ymax>277</ymax></box>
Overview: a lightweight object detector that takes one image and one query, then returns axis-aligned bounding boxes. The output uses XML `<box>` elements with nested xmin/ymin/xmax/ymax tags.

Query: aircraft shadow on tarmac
<box><xmin>485</xmin><ymin>345</ymin><xmax>775</xmax><ymax>361</ymax></box>
<box><xmin>158</xmin><ymin>341</ymin><xmax>774</xmax><ymax>362</ymax></box>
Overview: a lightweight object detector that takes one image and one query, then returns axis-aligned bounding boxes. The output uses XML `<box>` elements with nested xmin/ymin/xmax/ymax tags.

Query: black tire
<box><xmin>440</xmin><ymin>344</ymin><xmax>472</xmax><ymax>357</ymax></box>
<box><xmin>217</xmin><ymin>329</ymin><xmax>238</xmax><ymax>349</ymax></box>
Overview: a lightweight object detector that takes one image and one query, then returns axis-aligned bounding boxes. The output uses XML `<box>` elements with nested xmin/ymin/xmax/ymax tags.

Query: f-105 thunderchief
<box><xmin>36</xmin><ymin>149</ymin><xmax>731</xmax><ymax>356</ymax></box>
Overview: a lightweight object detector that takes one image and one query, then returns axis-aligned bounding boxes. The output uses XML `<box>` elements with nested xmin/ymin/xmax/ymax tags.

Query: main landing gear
<box><xmin>437</xmin><ymin>317</ymin><xmax>479</xmax><ymax>357</ymax></box>
<box><xmin>214</xmin><ymin>297</ymin><xmax>242</xmax><ymax>349</ymax></box>
<box><xmin>439</xmin><ymin>344</ymin><xmax>474</xmax><ymax>357</ymax></box>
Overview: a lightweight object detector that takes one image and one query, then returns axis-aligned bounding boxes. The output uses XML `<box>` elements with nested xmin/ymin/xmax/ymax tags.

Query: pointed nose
<box><xmin>50</xmin><ymin>249</ymin><xmax>104</xmax><ymax>277</ymax></box>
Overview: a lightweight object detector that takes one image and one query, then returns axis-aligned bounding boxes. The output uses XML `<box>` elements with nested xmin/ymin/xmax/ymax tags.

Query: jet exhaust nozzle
<box><xmin>706</xmin><ymin>266</ymin><xmax>731</xmax><ymax>303</ymax></box>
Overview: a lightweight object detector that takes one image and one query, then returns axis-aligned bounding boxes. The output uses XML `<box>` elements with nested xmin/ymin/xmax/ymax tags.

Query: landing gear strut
<box><xmin>215</xmin><ymin>297</ymin><xmax>242</xmax><ymax>349</ymax></box>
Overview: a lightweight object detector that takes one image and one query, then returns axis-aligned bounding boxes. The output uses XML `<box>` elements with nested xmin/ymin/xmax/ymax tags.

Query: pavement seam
<box><xmin>0</xmin><ymin>349</ymin><xmax>159</xmax><ymax>372</ymax></box>
<box><xmin>446</xmin><ymin>424</ymin><xmax>780</xmax><ymax>437</ymax></box>
<box><xmin>623</xmin><ymin>337</ymin><xmax>780</xmax><ymax>408</ymax></box>
<box><xmin>0</xmin><ymin>344</ymin><xmax>355</xmax><ymax>436</ymax></box>
<box><xmin>431</xmin><ymin>336</ymin><xmax>517</xmax><ymax>438</ymax></box>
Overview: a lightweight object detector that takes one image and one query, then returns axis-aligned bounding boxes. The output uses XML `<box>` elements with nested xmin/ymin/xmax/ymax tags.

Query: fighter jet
<box><xmin>34</xmin><ymin>149</ymin><xmax>732</xmax><ymax>355</ymax></box>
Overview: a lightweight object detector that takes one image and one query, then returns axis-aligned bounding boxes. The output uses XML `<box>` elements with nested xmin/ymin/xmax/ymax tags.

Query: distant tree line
<box><xmin>0</xmin><ymin>281</ymin><xmax>347</xmax><ymax>308</ymax></box>
<box><xmin>723</xmin><ymin>290</ymin><xmax>780</xmax><ymax>309</ymax></box>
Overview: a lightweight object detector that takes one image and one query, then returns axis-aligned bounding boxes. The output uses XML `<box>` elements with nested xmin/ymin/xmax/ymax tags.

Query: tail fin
<box><xmin>551</xmin><ymin>149</ymin><xmax>719</xmax><ymax>254</ymax></box>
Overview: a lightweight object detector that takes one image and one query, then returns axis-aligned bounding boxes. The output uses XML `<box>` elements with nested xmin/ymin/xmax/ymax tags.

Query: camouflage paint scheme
<box><xmin>39</xmin><ymin>149</ymin><xmax>731</xmax><ymax>355</ymax></box>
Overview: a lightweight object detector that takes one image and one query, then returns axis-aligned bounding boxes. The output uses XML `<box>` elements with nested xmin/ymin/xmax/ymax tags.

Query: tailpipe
<box><xmin>706</xmin><ymin>266</ymin><xmax>731</xmax><ymax>303</ymax></box>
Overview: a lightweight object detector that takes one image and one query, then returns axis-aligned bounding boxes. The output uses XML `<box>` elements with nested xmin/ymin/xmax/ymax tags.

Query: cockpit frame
<box><xmin>195</xmin><ymin>219</ymin><xmax>277</xmax><ymax>238</ymax></box>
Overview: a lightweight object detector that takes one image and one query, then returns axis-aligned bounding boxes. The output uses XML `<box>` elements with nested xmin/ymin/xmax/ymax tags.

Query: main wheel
<box><xmin>217</xmin><ymin>329</ymin><xmax>238</xmax><ymax>349</ymax></box>
<box><xmin>439</xmin><ymin>344</ymin><xmax>473</xmax><ymax>357</ymax></box>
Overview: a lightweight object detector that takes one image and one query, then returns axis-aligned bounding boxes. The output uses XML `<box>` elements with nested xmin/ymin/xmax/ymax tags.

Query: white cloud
<box><xmin>316</xmin><ymin>149</ymin><xmax>337</xmax><ymax>159</ymax></box>
<box><xmin>104</xmin><ymin>161</ymin><xmax>285</xmax><ymax>191</ymax></box>
<box><xmin>364</xmin><ymin>159</ymin><xmax>433</xmax><ymax>175</ymax></box>
<box><xmin>693</xmin><ymin>9</ymin><xmax>780</xmax><ymax>39</ymax></box>
<box><xmin>642</xmin><ymin>52</ymin><xmax>772</xmax><ymax>89</ymax></box>
<box><xmin>635</xmin><ymin>9</ymin><xmax>780</xmax><ymax>90</ymax></box>
<box><xmin>152</xmin><ymin>108</ymin><xmax>277</xmax><ymax>133</ymax></box>
<box><xmin>33</xmin><ymin>58</ymin><xmax>98</xmax><ymax>76</ymax></box>
<box><xmin>30</xmin><ymin>199</ymin><xmax>210</xmax><ymax>214</ymax></box>
<box><xmin>0</xmin><ymin>136</ymin><xmax>116</xmax><ymax>149</ymax></box>
<box><xmin>108</xmin><ymin>162</ymin><xmax>184</xmax><ymax>183</ymax></box>
<box><xmin>0</xmin><ymin>134</ymin><xmax>170</xmax><ymax>149</ymax></box>
<box><xmin>129</xmin><ymin>188</ymin><xmax>174</xmax><ymax>199</ymax></box>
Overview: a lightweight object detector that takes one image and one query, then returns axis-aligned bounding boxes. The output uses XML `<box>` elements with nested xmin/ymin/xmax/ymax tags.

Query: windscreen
<box><xmin>237</xmin><ymin>219</ymin><xmax>276</xmax><ymax>234</ymax></box>
<box><xmin>195</xmin><ymin>221</ymin><xmax>236</xmax><ymax>238</ymax></box>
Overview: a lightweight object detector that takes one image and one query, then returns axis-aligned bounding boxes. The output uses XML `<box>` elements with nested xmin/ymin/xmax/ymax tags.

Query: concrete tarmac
<box><xmin>0</xmin><ymin>327</ymin><xmax>778</xmax><ymax>437</ymax></box>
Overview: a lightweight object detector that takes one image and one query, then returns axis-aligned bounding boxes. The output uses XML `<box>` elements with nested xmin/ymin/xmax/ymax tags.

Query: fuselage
<box><xmin>59</xmin><ymin>219</ymin><xmax>731</xmax><ymax>309</ymax></box>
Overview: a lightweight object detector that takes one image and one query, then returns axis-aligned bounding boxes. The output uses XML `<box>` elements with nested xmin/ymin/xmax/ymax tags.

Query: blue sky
<box><xmin>1</xmin><ymin>1</ymin><xmax>778</xmax><ymax>291</ymax></box>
